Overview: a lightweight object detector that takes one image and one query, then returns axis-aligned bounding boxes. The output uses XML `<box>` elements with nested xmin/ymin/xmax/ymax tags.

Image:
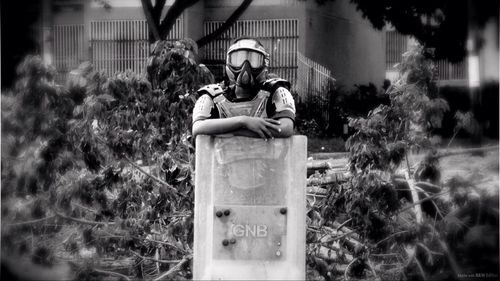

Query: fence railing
<box><xmin>385</xmin><ymin>31</ymin><xmax>407</xmax><ymax>70</ymax></box>
<box><xmin>89</xmin><ymin>17</ymin><xmax>183</xmax><ymax>76</ymax></box>
<box><xmin>202</xmin><ymin>19</ymin><xmax>298</xmax><ymax>82</ymax></box>
<box><xmin>295</xmin><ymin>52</ymin><xmax>335</xmax><ymax>122</ymax></box>
<box><xmin>53</xmin><ymin>24</ymin><xmax>86</xmax><ymax>83</ymax></box>
<box><xmin>386</xmin><ymin>31</ymin><xmax>467</xmax><ymax>82</ymax></box>
<box><xmin>436</xmin><ymin>59</ymin><xmax>468</xmax><ymax>81</ymax></box>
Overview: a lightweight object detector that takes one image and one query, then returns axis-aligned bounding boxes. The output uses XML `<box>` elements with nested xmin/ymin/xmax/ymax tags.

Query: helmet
<box><xmin>225</xmin><ymin>38</ymin><xmax>269</xmax><ymax>88</ymax></box>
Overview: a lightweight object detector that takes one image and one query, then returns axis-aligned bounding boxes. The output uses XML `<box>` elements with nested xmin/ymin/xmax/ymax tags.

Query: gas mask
<box><xmin>226</xmin><ymin>39</ymin><xmax>269</xmax><ymax>88</ymax></box>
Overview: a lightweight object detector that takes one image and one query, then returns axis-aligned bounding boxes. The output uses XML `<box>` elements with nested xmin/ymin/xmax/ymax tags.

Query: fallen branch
<box><xmin>93</xmin><ymin>134</ymin><xmax>186</xmax><ymax>198</ymax></box>
<box><xmin>309</xmin><ymin>152</ymin><xmax>349</xmax><ymax>160</ymax></box>
<box><xmin>143</xmin><ymin>238</ymin><xmax>188</xmax><ymax>254</ymax></box>
<box><xmin>72</xmin><ymin>202</ymin><xmax>98</xmax><ymax>214</ymax></box>
<box><xmin>93</xmin><ymin>268</ymin><xmax>131</xmax><ymax>281</ymax></box>
<box><xmin>130</xmin><ymin>250</ymin><xmax>181</xmax><ymax>264</ymax></box>
<box><xmin>370</xmin><ymin>253</ymin><xmax>400</xmax><ymax>257</ymax></box>
<box><xmin>320</xmin><ymin>231</ymin><xmax>356</xmax><ymax>245</ymax></box>
<box><xmin>153</xmin><ymin>255</ymin><xmax>192</xmax><ymax>281</ymax></box>
<box><xmin>307</xmin><ymin>227</ymin><xmax>322</xmax><ymax>233</ymax></box>
<box><xmin>336</xmin><ymin>218</ymin><xmax>352</xmax><ymax>232</ymax></box>
<box><xmin>393</xmin><ymin>178</ymin><xmax>442</xmax><ymax>194</ymax></box>
<box><xmin>374</xmin><ymin>231</ymin><xmax>409</xmax><ymax>247</ymax></box>
<box><xmin>404</xmin><ymin>172</ymin><xmax>423</xmax><ymax>223</ymax></box>
<box><xmin>307</xmin><ymin>161</ymin><xmax>331</xmax><ymax>170</ymax></box>
<box><xmin>397</xmin><ymin>190</ymin><xmax>451</xmax><ymax>215</ymax></box>
<box><xmin>6</xmin><ymin>215</ymin><xmax>56</xmax><ymax>227</ymax></box>
<box><xmin>366</xmin><ymin>258</ymin><xmax>379</xmax><ymax>281</ymax></box>
<box><xmin>438</xmin><ymin>240</ymin><xmax>460</xmax><ymax>279</ymax></box>
<box><xmin>307</xmin><ymin>193</ymin><xmax>327</xmax><ymax>198</ymax></box>
<box><xmin>437</xmin><ymin>145</ymin><xmax>498</xmax><ymax>159</ymax></box>
<box><xmin>307</xmin><ymin>185</ymin><xmax>328</xmax><ymax>194</ymax></box>
<box><xmin>329</xmin><ymin>223</ymin><xmax>361</xmax><ymax>242</ymax></box>
<box><xmin>307</xmin><ymin>172</ymin><xmax>348</xmax><ymax>186</ymax></box>
<box><xmin>314</xmin><ymin>251</ymin><xmax>339</xmax><ymax>263</ymax></box>
<box><xmin>54</xmin><ymin>211</ymin><xmax>115</xmax><ymax>226</ymax></box>
<box><xmin>123</xmin><ymin>156</ymin><xmax>183</xmax><ymax>197</ymax></box>
<box><xmin>344</xmin><ymin>258</ymin><xmax>359</xmax><ymax>281</ymax></box>
<box><xmin>96</xmin><ymin>257</ymin><xmax>136</xmax><ymax>270</ymax></box>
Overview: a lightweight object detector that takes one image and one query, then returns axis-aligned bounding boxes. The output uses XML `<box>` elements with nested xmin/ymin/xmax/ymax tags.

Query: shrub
<box><xmin>1</xmin><ymin>39</ymin><xmax>213</xmax><ymax>280</ymax></box>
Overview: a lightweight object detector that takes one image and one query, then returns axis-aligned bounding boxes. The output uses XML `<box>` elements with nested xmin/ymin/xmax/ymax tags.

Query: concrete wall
<box><xmin>52</xmin><ymin>2</ymin><xmax>85</xmax><ymax>25</ymax></box>
<box><xmin>304</xmin><ymin>0</ymin><xmax>385</xmax><ymax>88</ymax></box>
<box><xmin>478</xmin><ymin>18</ymin><xmax>499</xmax><ymax>83</ymax></box>
<box><xmin>184</xmin><ymin>1</ymin><xmax>205</xmax><ymax>45</ymax></box>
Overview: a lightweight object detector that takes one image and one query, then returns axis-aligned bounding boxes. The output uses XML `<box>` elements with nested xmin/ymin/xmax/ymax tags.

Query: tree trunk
<box><xmin>196</xmin><ymin>0</ymin><xmax>253</xmax><ymax>48</ymax></box>
<box><xmin>142</xmin><ymin>0</ymin><xmax>253</xmax><ymax>48</ymax></box>
<box><xmin>141</xmin><ymin>0</ymin><xmax>161</xmax><ymax>43</ymax></box>
<box><xmin>159</xmin><ymin>0</ymin><xmax>199</xmax><ymax>40</ymax></box>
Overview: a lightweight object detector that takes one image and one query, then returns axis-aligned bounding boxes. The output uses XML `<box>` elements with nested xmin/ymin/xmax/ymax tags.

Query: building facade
<box><xmin>43</xmin><ymin>0</ymin><xmax>386</xmax><ymax>96</ymax></box>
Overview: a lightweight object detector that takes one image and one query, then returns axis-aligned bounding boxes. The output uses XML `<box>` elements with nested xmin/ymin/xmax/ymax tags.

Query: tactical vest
<box><xmin>196</xmin><ymin>78</ymin><xmax>291</xmax><ymax>120</ymax></box>
<box><xmin>212</xmin><ymin>90</ymin><xmax>271</xmax><ymax>118</ymax></box>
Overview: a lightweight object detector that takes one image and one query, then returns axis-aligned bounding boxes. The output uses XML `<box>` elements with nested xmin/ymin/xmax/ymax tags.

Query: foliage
<box><xmin>454</xmin><ymin>111</ymin><xmax>481</xmax><ymax>137</ymax></box>
<box><xmin>347</xmin><ymin>45</ymin><xmax>449</xmax><ymax>167</ymax></box>
<box><xmin>295</xmin><ymin>82</ymin><xmax>390</xmax><ymax>138</ymax></box>
<box><xmin>1</xmin><ymin>0</ymin><xmax>42</xmax><ymax>89</ymax></box>
<box><xmin>313</xmin><ymin>0</ymin><xmax>498</xmax><ymax>61</ymax></box>
<box><xmin>329</xmin><ymin>83</ymin><xmax>390</xmax><ymax>137</ymax></box>
<box><xmin>294</xmin><ymin>92</ymin><xmax>328</xmax><ymax>137</ymax></box>
<box><xmin>2</xmin><ymin>40</ymin><xmax>213</xmax><ymax>280</ymax></box>
<box><xmin>305</xmin><ymin>44</ymin><xmax>498</xmax><ymax>280</ymax></box>
<box><xmin>1</xmin><ymin>55</ymin><xmax>73</xmax><ymax>198</ymax></box>
<box><xmin>348</xmin><ymin>0</ymin><xmax>499</xmax><ymax>62</ymax></box>
<box><xmin>344</xmin><ymin>44</ymin><xmax>448</xmax><ymax>267</ymax></box>
<box><xmin>2</xmin><ymin>41</ymin><xmax>497</xmax><ymax>281</ymax></box>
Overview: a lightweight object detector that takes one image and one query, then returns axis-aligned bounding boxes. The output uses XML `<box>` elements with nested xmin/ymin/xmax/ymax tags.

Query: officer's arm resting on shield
<box><xmin>192</xmin><ymin>37</ymin><xmax>296</xmax><ymax>140</ymax></box>
<box><xmin>191</xmin><ymin>88</ymin><xmax>295</xmax><ymax>139</ymax></box>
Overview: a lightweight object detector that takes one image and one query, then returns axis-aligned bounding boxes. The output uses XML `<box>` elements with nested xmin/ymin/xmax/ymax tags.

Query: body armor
<box><xmin>213</xmin><ymin>90</ymin><xmax>271</xmax><ymax>118</ymax></box>
<box><xmin>194</xmin><ymin>78</ymin><xmax>293</xmax><ymax>122</ymax></box>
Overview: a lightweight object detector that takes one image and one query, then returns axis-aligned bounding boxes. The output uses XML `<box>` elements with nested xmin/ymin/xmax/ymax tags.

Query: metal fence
<box><xmin>89</xmin><ymin>17</ymin><xmax>183</xmax><ymax>76</ymax></box>
<box><xmin>385</xmin><ymin>30</ymin><xmax>407</xmax><ymax>70</ymax></box>
<box><xmin>436</xmin><ymin>59</ymin><xmax>468</xmax><ymax>81</ymax></box>
<box><xmin>386</xmin><ymin>30</ymin><xmax>467</xmax><ymax>82</ymax></box>
<box><xmin>202</xmin><ymin>19</ymin><xmax>298</xmax><ymax>81</ymax></box>
<box><xmin>296</xmin><ymin>52</ymin><xmax>335</xmax><ymax>121</ymax></box>
<box><xmin>53</xmin><ymin>24</ymin><xmax>86</xmax><ymax>83</ymax></box>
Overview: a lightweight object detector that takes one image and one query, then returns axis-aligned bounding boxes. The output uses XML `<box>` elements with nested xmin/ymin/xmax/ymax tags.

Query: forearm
<box><xmin>272</xmin><ymin>117</ymin><xmax>294</xmax><ymax>138</ymax></box>
<box><xmin>230</xmin><ymin>119</ymin><xmax>293</xmax><ymax>138</ymax></box>
<box><xmin>192</xmin><ymin>116</ymin><xmax>245</xmax><ymax>138</ymax></box>
<box><xmin>192</xmin><ymin>116</ymin><xmax>294</xmax><ymax>139</ymax></box>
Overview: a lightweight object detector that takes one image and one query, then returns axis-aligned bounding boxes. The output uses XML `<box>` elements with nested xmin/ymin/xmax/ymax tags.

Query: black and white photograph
<box><xmin>1</xmin><ymin>0</ymin><xmax>499</xmax><ymax>280</ymax></box>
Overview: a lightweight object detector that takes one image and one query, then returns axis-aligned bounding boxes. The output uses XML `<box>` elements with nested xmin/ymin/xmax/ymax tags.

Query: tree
<box><xmin>1</xmin><ymin>0</ymin><xmax>41</xmax><ymax>89</ymax></box>
<box><xmin>1</xmin><ymin>40</ymin><xmax>213</xmax><ymax>280</ymax></box>
<box><xmin>141</xmin><ymin>0</ymin><xmax>253</xmax><ymax>47</ymax></box>
<box><xmin>347</xmin><ymin>0</ymin><xmax>499</xmax><ymax>62</ymax></box>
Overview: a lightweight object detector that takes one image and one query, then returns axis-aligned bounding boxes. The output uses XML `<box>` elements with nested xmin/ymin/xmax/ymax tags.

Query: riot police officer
<box><xmin>192</xmin><ymin>37</ymin><xmax>296</xmax><ymax>139</ymax></box>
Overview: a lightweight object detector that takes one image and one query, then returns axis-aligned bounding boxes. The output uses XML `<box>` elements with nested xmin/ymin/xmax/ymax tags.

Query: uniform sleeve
<box><xmin>270</xmin><ymin>87</ymin><xmax>296</xmax><ymax>121</ymax></box>
<box><xmin>192</xmin><ymin>94</ymin><xmax>219</xmax><ymax>123</ymax></box>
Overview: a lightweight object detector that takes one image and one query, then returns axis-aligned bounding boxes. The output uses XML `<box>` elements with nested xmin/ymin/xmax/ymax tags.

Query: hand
<box><xmin>241</xmin><ymin>116</ymin><xmax>281</xmax><ymax>139</ymax></box>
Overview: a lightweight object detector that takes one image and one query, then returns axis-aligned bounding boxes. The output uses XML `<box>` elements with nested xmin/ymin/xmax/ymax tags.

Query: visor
<box><xmin>228</xmin><ymin>50</ymin><xmax>265</xmax><ymax>68</ymax></box>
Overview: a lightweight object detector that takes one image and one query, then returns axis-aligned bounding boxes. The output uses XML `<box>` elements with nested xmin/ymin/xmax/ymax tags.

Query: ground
<box><xmin>309</xmin><ymin>137</ymin><xmax>499</xmax><ymax>194</ymax></box>
<box><xmin>410</xmin><ymin>139</ymin><xmax>499</xmax><ymax>194</ymax></box>
<box><xmin>431</xmin><ymin>149</ymin><xmax>498</xmax><ymax>193</ymax></box>
<box><xmin>307</xmin><ymin>137</ymin><xmax>346</xmax><ymax>153</ymax></box>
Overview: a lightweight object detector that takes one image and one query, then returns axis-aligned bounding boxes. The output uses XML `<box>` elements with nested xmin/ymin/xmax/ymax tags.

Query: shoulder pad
<box><xmin>197</xmin><ymin>84</ymin><xmax>224</xmax><ymax>97</ymax></box>
<box><xmin>262</xmin><ymin>78</ymin><xmax>291</xmax><ymax>92</ymax></box>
